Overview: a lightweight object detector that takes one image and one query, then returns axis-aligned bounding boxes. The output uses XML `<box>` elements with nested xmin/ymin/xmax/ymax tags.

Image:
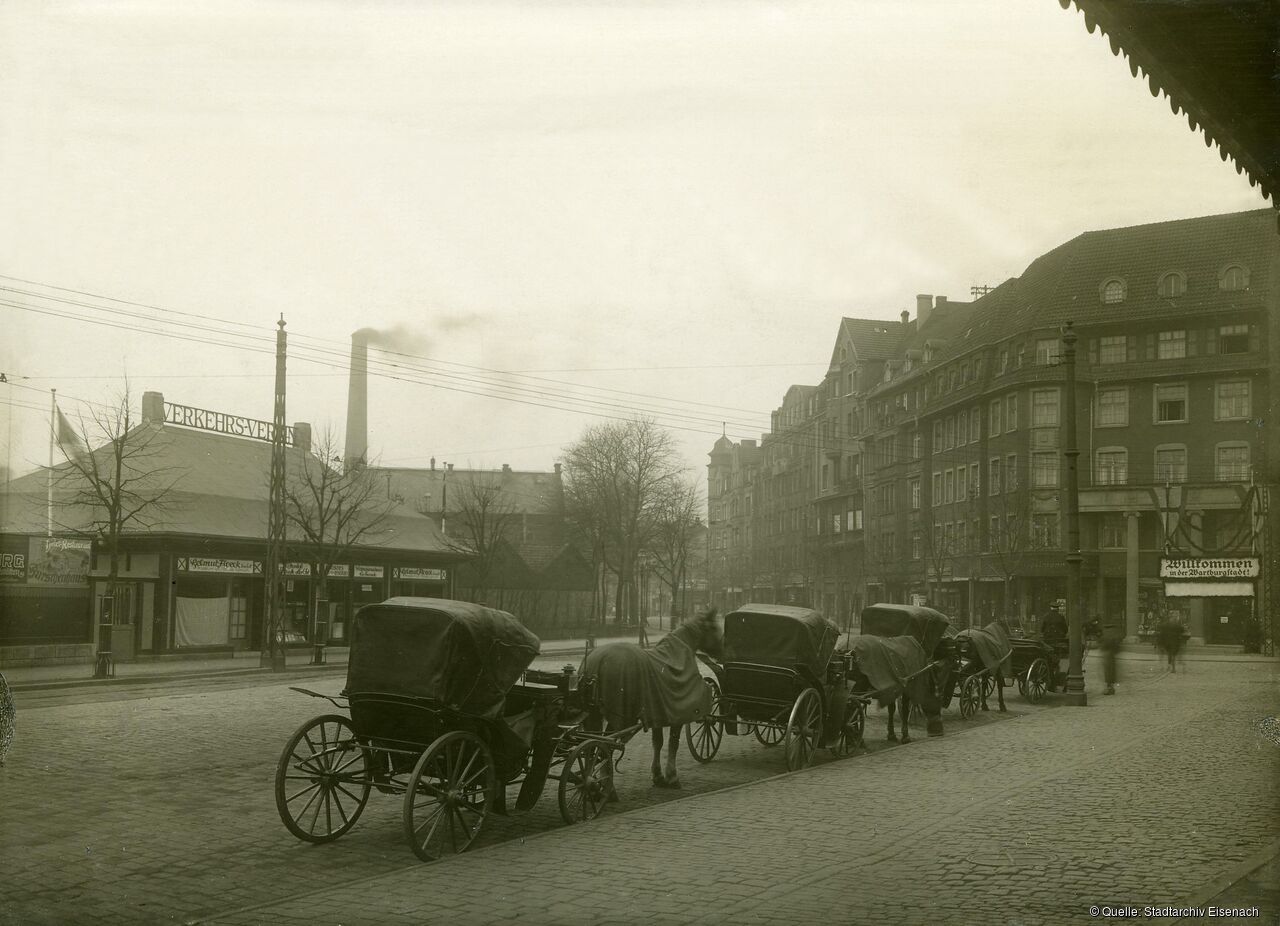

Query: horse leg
<box><xmin>885</xmin><ymin>701</ymin><xmax>898</xmax><ymax>742</ymax></box>
<box><xmin>980</xmin><ymin>674</ymin><xmax>989</xmax><ymax>712</ymax></box>
<box><xmin>651</xmin><ymin>726</ymin><xmax>665</xmax><ymax>787</ymax></box>
<box><xmin>664</xmin><ymin>725</ymin><xmax>682</xmax><ymax>789</ymax></box>
<box><xmin>601</xmin><ymin>721</ymin><xmax>620</xmax><ymax>802</ymax></box>
<box><xmin>900</xmin><ymin>696</ymin><xmax>911</xmax><ymax>744</ymax></box>
<box><xmin>996</xmin><ymin>673</ymin><xmax>1007</xmax><ymax>712</ymax></box>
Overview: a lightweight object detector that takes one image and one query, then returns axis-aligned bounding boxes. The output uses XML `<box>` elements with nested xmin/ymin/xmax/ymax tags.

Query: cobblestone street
<box><xmin>2</xmin><ymin>654</ymin><xmax>1274</xmax><ymax>925</ymax></box>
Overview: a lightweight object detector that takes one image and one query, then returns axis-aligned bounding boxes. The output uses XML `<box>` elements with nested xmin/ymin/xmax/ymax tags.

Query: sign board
<box><xmin>1164</xmin><ymin>581</ymin><xmax>1254</xmax><ymax>598</ymax></box>
<box><xmin>395</xmin><ymin>567</ymin><xmax>447</xmax><ymax>581</ymax></box>
<box><xmin>164</xmin><ymin>402</ymin><xmax>293</xmax><ymax>445</ymax></box>
<box><xmin>354</xmin><ymin>565</ymin><xmax>383</xmax><ymax>579</ymax></box>
<box><xmin>0</xmin><ymin>536</ymin><xmax>27</xmax><ymax>582</ymax></box>
<box><xmin>283</xmin><ymin>562</ymin><xmax>312</xmax><ymax>577</ymax></box>
<box><xmin>1159</xmin><ymin>558</ymin><xmax>1259</xmax><ymax>580</ymax></box>
<box><xmin>909</xmin><ymin>594</ymin><xmax>928</xmax><ymax>607</ymax></box>
<box><xmin>26</xmin><ymin>537</ymin><xmax>91</xmax><ymax>586</ymax></box>
<box><xmin>179</xmin><ymin>556</ymin><xmax>258</xmax><ymax>575</ymax></box>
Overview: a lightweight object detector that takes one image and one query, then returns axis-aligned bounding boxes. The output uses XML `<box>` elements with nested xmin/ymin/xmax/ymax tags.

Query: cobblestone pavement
<box><xmin>2</xmin><ymin>656</ymin><xmax>1273</xmax><ymax>926</ymax></box>
<box><xmin>1</xmin><ymin>652</ymin><xmax>1026</xmax><ymax>926</ymax></box>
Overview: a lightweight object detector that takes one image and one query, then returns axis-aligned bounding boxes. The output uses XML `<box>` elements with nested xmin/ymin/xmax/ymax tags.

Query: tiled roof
<box><xmin>0</xmin><ymin>423</ymin><xmax>451</xmax><ymax>554</ymax></box>
<box><xmin>840</xmin><ymin>318</ymin><xmax>910</xmax><ymax>361</ymax></box>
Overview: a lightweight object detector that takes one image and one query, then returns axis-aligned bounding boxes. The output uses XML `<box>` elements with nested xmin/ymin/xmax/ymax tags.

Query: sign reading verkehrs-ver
<box><xmin>164</xmin><ymin>402</ymin><xmax>293</xmax><ymax>445</ymax></box>
<box><xmin>1159</xmin><ymin>558</ymin><xmax>1260</xmax><ymax>580</ymax></box>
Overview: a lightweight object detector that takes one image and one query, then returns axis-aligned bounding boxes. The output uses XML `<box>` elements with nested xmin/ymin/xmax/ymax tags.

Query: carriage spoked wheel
<box><xmin>557</xmin><ymin>740</ymin><xmax>614</xmax><ymax>824</ymax></box>
<box><xmin>830</xmin><ymin>699</ymin><xmax>865</xmax><ymax>758</ymax></box>
<box><xmin>1023</xmin><ymin>659</ymin><xmax>1050</xmax><ymax>704</ymax></box>
<box><xmin>981</xmin><ymin>675</ymin><xmax>996</xmax><ymax>700</ymax></box>
<box><xmin>783</xmin><ymin>688</ymin><xmax>823</xmax><ymax>772</ymax></box>
<box><xmin>958</xmin><ymin>676</ymin><xmax>980</xmax><ymax>720</ymax></box>
<box><xmin>275</xmin><ymin>714</ymin><xmax>372</xmax><ymax>844</ymax></box>
<box><xmin>403</xmin><ymin>731</ymin><xmax>495</xmax><ymax>862</ymax></box>
<box><xmin>684</xmin><ymin>677</ymin><xmax>724</xmax><ymax>763</ymax></box>
<box><xmin>753</xmin><ymin>711</ymin><xmax>786</xmax><ymax>748</ymax></box>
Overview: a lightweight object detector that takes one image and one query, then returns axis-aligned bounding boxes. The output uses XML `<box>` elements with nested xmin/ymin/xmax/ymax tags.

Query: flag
<box><xmin>54</xmin><ymin>405</ymin><xmax>87</xmax><ymax>459</ymax></box>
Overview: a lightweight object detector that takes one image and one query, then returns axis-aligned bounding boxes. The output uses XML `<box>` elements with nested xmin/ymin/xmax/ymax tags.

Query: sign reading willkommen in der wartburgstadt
<box><xmin>1159</xmin><ymin>558</ymin><xmax>1261</xmax><ymax>580</ymax></box>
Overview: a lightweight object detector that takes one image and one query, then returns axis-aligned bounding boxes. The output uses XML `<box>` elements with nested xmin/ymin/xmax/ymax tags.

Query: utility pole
<box><xmin>1061</xmin><ymin>322</ymin><xmax>1087</xmax><ymax>705</ymax></box>
<box><xmin>263</xmin><ymin>316</ymin><xmax>288</xmax><ymax>671</ymax></box>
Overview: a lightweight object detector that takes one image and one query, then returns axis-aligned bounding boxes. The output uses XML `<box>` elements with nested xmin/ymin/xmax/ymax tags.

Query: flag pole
<box><xmin>47</xmin><ymin>388</ymin><xmax>55</xmax><ymax>537</ymax></box>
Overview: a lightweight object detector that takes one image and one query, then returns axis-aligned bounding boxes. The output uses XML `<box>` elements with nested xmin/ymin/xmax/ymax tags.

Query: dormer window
<box><xmin>1219</xmin><ymin>264</ymin><xmax>1249</xmax><ymax>292</ymax></box>
<box><xmin>1100</xmin><ymin>278</ymin><xmax>1126</xmax><ymax>305</ymax></box>
<box><xmin>1157</xmin><ymin>271</ymin><xmax>1186</xmax><ymax>298</ymax></box>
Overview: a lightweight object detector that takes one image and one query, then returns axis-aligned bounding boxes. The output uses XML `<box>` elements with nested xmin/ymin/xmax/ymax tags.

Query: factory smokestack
<box><xmin>345</xmin><ymin>331</ymin><xmax>369</xmax><ymax>469</ymax></box>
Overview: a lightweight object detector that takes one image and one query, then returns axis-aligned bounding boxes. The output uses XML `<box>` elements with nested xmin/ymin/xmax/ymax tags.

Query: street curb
<box><xmin>1183</xmin><ymin>838</ymin><xmax>1280</xmax><ymax>908</ymax></box>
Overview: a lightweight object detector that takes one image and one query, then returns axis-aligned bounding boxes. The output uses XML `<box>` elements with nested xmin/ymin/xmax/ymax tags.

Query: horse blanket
<box><xmin>959</xmin><ymin>621</ymin><xmax>1012</xmax><ymax>674</ymax></box>
<box><xmin>581</xmin><ymin>634</ymin><xmax>711</xmax><ymax>729</ymax></box>
<box><xmin>839</xmin><ymin>634</ymin><xmax>933</xmax><ymax>706</ymax></box>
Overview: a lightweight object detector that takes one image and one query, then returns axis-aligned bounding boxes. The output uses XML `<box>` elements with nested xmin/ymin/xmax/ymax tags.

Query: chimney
<box><xmin>554</xmin><ymin>462</ymin><xmax>562</xmax><ymax>475</ymax></box>
<box><xmin>430</xmin><ymin>457</ymin><xmax>436</xmax><ymax>471</ymax></box>
<box><xmin>900</xmin><ymin>309</ymin><xmax>910</xmax><ymax>328</ymax></box>
<box><xmin>141</xmin><ymin>391</ymin><xmax>165</xmax><ymax>423</ymax></box>
<box><xmin>292</xmin><ymin>422</ymin><xmax>312</xmax><ymax>453</ymax></box>
<box><xmin>936</xmin><ymin>295</ymin><xmax>948</xmax><ymax>310</ymax></box>
<box><xmin>915</xmin><ymin>294</ymin><xmax>933</xmax><ymax>329</ymax></box>
<box><xmin>344</xmin><ymin>331</ymin><xmax>369</xmax><ymax>468</ymax></box>
<box><xmin>502</xmin><ymin>463</ymin><xmax>512</xmax><ymax>474</ymax></box>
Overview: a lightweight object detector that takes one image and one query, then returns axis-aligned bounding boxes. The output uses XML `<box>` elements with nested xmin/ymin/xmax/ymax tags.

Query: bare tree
<box><xmin>920</xmin><ymin>520</ymin><xmax>957</xmax><ymax>612</ymax></box>
<box><xmin>51</xmin><ymin>388</ymin><xmax>184</xmax><ymax>624</ymax></box>
<box><xmin>426</xmin><ymin>470</ymin><xmax>520</xmax><ymax>603</ymax></box>
<box><xmin>648</xmin><ymin>476</ymin><xmax>701</xmax><ymax>622</ymax></box>
<box><xmin>562</xmin><ymin>417</ymin><xmax>682</xmax><ymax>642</ymax></box>
<box><xmin>987</xmin><ymin>482</ymin><xmax>1031</xmax><ymax>621</ymax></box>
<box><xmin>283</xmin><ymin>429</ymin><xmax>396</xmax><ymax>640</ymax></box>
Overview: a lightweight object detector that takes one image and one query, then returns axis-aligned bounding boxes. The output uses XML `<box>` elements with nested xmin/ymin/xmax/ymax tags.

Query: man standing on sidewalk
<box><xmin>1101</xmin><ymin>620</ymin><xmax>1122</xmax><ymax>695</ymax></box>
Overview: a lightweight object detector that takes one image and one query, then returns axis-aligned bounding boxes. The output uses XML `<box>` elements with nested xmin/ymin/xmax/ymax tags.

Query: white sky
<box><xmin>0</xmin><ymin>0</ymin><xmax>1265</xmax><ymax>484</ymax></box>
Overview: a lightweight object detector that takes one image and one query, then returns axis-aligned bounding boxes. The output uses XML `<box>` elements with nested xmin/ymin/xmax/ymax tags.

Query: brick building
<box><xmin>709</xmin><ymin>208</ymin><xmax>1275</xmax><ymax>647</ymax></box>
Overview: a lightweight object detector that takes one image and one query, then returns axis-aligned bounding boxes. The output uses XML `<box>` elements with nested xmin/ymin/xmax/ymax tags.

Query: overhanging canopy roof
<box><xmin>1059</xmin><ymin>0</ymin><xmax>1280</xmax><ymax>203</ymax></box>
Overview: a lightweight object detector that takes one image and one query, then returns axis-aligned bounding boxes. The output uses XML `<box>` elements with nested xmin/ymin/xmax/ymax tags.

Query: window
<box><xmin>230</xmin><ymin>580</ymin><xmax>248</xmax><ymax>640</ymax></box>
<box><xmin>1035</xmin><ymin>338</ymin><xmax>1059</xmax><ymax>365</ymax></box>
<box><xmin>932</xmin><ymin>420</ymin><xmax>943</xmax><ymax>448</ymax></box>
<box><xmin>821</xmin><ymin>464</ymin><xmax>829</xmax><ymax>490</ymax></box>
<box><xmin>945</xmin><ymin>416</ymin><xmax>955</xmax><ymax>450</ymax></box>
<box><xmin>1006</xmin><ymin>454</ymin><xmax>1018</xmax><ymax>491</ymax></box>
<box><xmin>1154</xmin><ymin>383</ymin><xmax>1188</xmax><ymax>423</ymax></box>
<box><xmin>989</xmin><ymin>516</ymin><xmax>1001</xmax><ymax>549</ymax></box>
<box><xmin>911</xmin><ymin>431</ymin><xmax>921</xmax><ymax>460</ymax></box>
<box><xmin>1219</xmin><ymin>324</ymin><xmax>1250</xmax><ymax>354</ymax></box>
<box><xmin>957</xmin><ymin>410</ymin><xmax>967</xmax><ymax>445</ymax></box>
<box><xmin>932</xmin><ymin>471</ymin><xmax>942</xmax><ymax>501</ymax></box>
<box><xmin>988</xmin><ymin>399</ymin><xmax>1001</xmax><ymax>437</ymax></box>
<box><xmin>999</xmin><ymin>348</ymin><xmax>1009</xmax><ymax>373</ymax></box>
<box><xmin>1031</xmin><ymin>389</ymin><xmax>1060</xmax><ymax>427</ymax></box>
<box><xmin>1100</xmin><ymin>514</ymin><xmax>1126</xmax><ymax>549</ymax></box>
<box><xmin>989</xmin><ymin>457</ymin><xmax>1001</xmax><ymax>495</ymax></box>
<box><xmin>957</xmin><ymin>466</ymin><xmax>967</xmax><ymax>500</ymax></box>
<box><xmin>910</xmin><ymin>477</ymin><xmax>921</xmax><ymax>510</ymax></box>
<box><xmin>970</xmin><ymin>409</ymin><xmax>981</xmax><ymax>443</ymax></box>
<box><xmin>1215</xmin><ymin>443</ymin><xmax>1250</xmax><ymax>482</ymax></box>
<box><xmin>1154</xmin><ymin>445</ymin><xmax>1187</xmax><ymax>484</ymax></box>
<box><xmin>1095</xmin><ymin>447</ymin><xmax>1128</xmax><ymax>486</ymax></box>
<box><xmin>1158</xmin><ymin>271</ymin><xmax>1186</xmax><ymax>298</ymax></box>
<box><xmin>1096</xmin><ymin>386</ymin><xmax>1128</xmax><ymax>427</ymax></box>
<box><xmin>1101</xmin><ymin>278</ymin><xmax>1125</xmax><ymax>304</ymax></box>
<box><xmin>1098</xmin><ymin>335</ymin><xmax>1126</xmax><ymax>364</ymax></box>
<box><xmin>944</xmin><ymin>469</ymin><xmax>955</xmax><ymax>504</ymax></box>
<box><xmin>957</xmin><ymin>520</ymin><xmax>968</xmax><ymax>553</ymax></box>
<box><xmin>1031</xmin><ymin>513</ymin><xmax>1060</xmax><ymax>549</ymax></box>
<box><xmin>1032</xmin><ymin>451</ymin><xmax>1058</xmax><ymax>488</ymax></box>
<box><xmin>912</xmin><ymin>531</ymin><xmax>922</xmax><ymax>561</ymax></box>
<box><xmin>1215</xmin><ymin>380</ymin><xmax>1251</xmax><ymax>420</ymax></box>
<box><xmin>1219</xmin><ymin>264</ymin><xmax>1249</xmax><ymax>291</ymax></box>
<box><xmin>1157</xmin><ymin>330</ymin><xmax>1186</xmax><ymax>360</ymax></box>
<box><xmin>969</xmin><ymin>463</ymin><xmax>980</xmax><ymax>498</ymax></box>
<box><xmin>1005</xmin><ymin>394</ymin><xmax>1017</xmax><ymax>431</ymax></box>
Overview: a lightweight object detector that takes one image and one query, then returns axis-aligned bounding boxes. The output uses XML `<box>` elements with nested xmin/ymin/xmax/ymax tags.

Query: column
<box><xmin>1184</xmin><ymin>510</ymin><xmax>1206</xmax><ymax>643</ymax></box>
<box><xmin>1125</xmin><ymin>511</ymin><xmax>1141</xmax><ymax>641</ymax></box>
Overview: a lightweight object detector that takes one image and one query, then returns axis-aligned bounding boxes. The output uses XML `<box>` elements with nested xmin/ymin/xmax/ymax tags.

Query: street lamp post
<box><xmin>1061</xmin><ymin>322</ymin><xmax>1088</xmax><ymax>706</ymax></box>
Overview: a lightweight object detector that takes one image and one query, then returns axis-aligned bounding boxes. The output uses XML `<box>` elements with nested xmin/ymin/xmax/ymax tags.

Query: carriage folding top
<box><xmin>723</xmin><ymin>604</ymin><xmax>840</xmax><ymax>684</ymax></box>
<box><xmin>859</xmin><ymin>603</ymin><xmax>955</xmax><ymax>660</ymax></box>
<box><xmin>345</xmin><ymin>597</ymin><xmax>541</xmax><ymax>721</ymax></box>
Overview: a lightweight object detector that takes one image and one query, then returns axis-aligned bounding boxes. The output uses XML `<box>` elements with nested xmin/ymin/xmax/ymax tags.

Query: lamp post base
<box><xmin>310</xmin><ymin>644</ymin><xmax>327</xmax><ymax>666</ymax></box>
<box><xmin>259</xmin><ymin>652</ymin><xmax>287</xmax><ymax>671</ymax></box>
<box><xmin>1063</xmin><ymin>673</ymin><xmax>1088</xmax><ymax>706</ymax></box>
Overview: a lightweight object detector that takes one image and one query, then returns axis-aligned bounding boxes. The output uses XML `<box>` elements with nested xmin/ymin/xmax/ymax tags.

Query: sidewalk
<box><xmin>1</xmin><ymin>631</ymin><xmax>666</xmax><ymax>691</ymax></box>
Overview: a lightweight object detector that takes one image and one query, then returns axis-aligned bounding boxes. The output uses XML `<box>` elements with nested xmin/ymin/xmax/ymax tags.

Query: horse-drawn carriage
<box><xmin>683</xmin><ymin>604</ymin><xmax>864</xmax><ymax>771</ymax></box>
<box><xmin>274</xmin><ymin>598</ymin><xmax>629</xmax><ymax>861</ymax></box>
<box><xmin>846</xmin><ymin>603</ymin><xmax>956</xmax><ymax>739</ymax></box>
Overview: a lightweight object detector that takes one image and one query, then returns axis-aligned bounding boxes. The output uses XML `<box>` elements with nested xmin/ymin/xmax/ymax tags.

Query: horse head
<box><xmin>679</xmin><ymin>607</ymin><xmax>724</xmax><ymax>659</ymax></box>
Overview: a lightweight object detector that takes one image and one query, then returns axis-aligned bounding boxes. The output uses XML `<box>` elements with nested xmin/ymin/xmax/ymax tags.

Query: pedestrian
<box><xmin>1101</xmin><ymin>620</ymin><xmax>1122</xmax><ymax>695</ymax></box>
<box><xmin>1040</xmin><ymin>604</ymin><xmax>1068</xmax><ymax>691</ymax></box>
<box><xmin>1155</xmin><ymin>617</ymin><xmax>1188</xmax><ymax>673</ymax></box>
<box><xmin>0</xmin><ymin>670</ymin><xmax>14</xmax><ymax>766</ymax></box>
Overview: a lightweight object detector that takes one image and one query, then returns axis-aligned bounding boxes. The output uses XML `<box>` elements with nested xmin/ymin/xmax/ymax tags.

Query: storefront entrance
<box><xmin>1205</xmin><ymin>597</ymin><xmax>1252</xmax><ymax>646</ymax></box>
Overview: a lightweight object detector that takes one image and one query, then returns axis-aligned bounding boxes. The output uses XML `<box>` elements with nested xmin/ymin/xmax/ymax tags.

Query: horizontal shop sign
<box><xmin>179</xmin><ymin>557</ymin><xmax>258</xmax><ymax>575</ymax></box>
<box><xmin>165</xmin><ymin>402</ymin><xmax>293</xmax><ymax>445</ymax></box>
<box><xmin>1159</xmin><ymin>558</ymin><xmax>1259</xmax><ymax>580</ymax></box>
<box><xmin>1164</xmin><ymin>581</ymin><xmax>1254</xmax><ymax>598</ymax></box>
<box><xmin>395</xmin><ymin>567</ymin><xmax>447</xmax><ymax>581</ymax></box>
<box><xmin>354</xmin><ymin>565</ymin><xmax>383</xmax><ymax>578</ymax></box>
<box><xmin>284</xmin><ymin>562</ymin><xmax>311</xmax><ymax>577</ymax></box>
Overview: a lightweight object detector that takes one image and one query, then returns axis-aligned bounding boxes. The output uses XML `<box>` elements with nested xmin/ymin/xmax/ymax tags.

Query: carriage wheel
<box><xmin>684</xmin><ymin>678</ymin><xmax>724</xmax><ymax>763</ymax></box>
<box><xmin>275</xmin><ymin>714</ymin><xmax>371</xmax><ymax>844</ymax></box>
<box><xmin>830</xmin><ymin>699</ymin><xmax>866</xmax><ymax>758</ymax></box>
<box><xmin>958</xmin><ymin>677</ymin><xmax>980</xmax><ymax>720</ymax></box>
<box><xmin>403</xmin><ymin>731</ymin><xmax>495</xmax><ymax>862</ymax></box>
<box><xmin>783</xmin><ymin>688</ymin><xmax>823</xmax><ymax>772</ymax></box>
<box><xmin>753</xmin><ymin>712</ymin><xmax>785</xmax><ymax>748</ymax></box>
<box><xmin>981</xmin><ymin>675</ymin><xmax>996</xmax><ymax>700</ymax></box>
<box><xmin>557</xmin><ymin>741</ymin><xmax>613</xmax><ymax>824</ymax></box>
<box><xmin>1024</xmin><ymin>659</ymin><xmax>1050</xmax><ymax>704</ymax></box>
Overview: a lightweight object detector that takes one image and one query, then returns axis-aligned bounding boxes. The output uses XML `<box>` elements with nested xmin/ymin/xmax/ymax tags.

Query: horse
<box><xmin>843</xmin><ymin>636</ymin><xmax>948</xmax><ymax>744</ymax></box>
<box><xmin>579</xmin><ymin>608</ymin><xmax>723</xmax><ymax>789</ymax></box>
<box><xmin>947</xmin><ymin>621</ymin><xmax>1012</xmax><ymax>714</ymax></box>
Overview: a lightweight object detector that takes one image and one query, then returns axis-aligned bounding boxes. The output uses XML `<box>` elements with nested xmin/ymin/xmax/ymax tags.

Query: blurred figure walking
<box><xmin>1101</xmin><ymin>620</ymin><xmax>1122</xmax><ymax>695</ymax></box>
<box><xmin>1155</xmin><ymin>617</ymin><xmax>1189</xmax><ymax>673</ymax></box>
